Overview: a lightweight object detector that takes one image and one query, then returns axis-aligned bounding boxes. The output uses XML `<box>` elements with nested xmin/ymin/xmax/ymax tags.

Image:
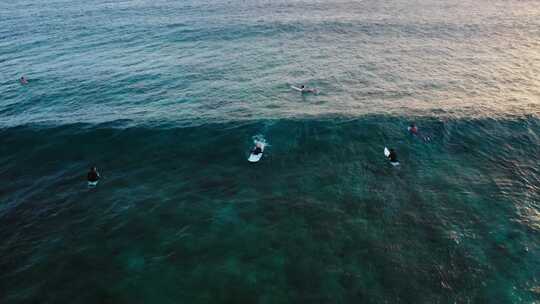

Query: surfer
<box><xmin>409</xmin><ymin>123</ymin><xmax>418</xmax><ymax>135</ymax></box>
<box><xmin>19</xmin><ymin>76</ymin><xmax>28</xmax><ymax>85</ymax></box>
<box><xmin>408</xmin><ymin>122</ymin><xmax>431</xmax><ymax>142</ymax></box>
<box><xmin>387</xmin><ymin>149</ymin><xmax>398</xmax><ymax>163</ymax></box>
<box><xmin>291</xmin><ymin>84</ymin><xmax>318</xmax><ymax>94</ymax></box>
<box><xmin>300</xmin><ymin>85</ymin><xmax>316</xmax><ymax>93</ymax></box>
<box><xmin>252</xmin><ymin>143</ymin><xmax>263</xmax><ymax>155</ymax></box>
<box><xmin>87</xmin><ymin>166</ymin><xmax>100</xmax><ymax>183</ymax></box>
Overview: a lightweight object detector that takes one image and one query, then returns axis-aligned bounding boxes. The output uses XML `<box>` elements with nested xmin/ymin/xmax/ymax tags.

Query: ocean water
<box><xmin>1</xmin><ymin>0</ymin><xmax>539</xmax><ymax>303</ymax></box>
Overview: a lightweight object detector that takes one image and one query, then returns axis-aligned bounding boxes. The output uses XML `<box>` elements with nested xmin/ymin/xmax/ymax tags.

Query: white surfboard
<box><xmin>291</xmin><ymin>86</ymin><xmax>303</xmax><ymax>92</ymax></box>
<box><xmin>88</xmin><ymin>181</ymin><xmax>99</xmax><ymax>187</ymax></box>
<box><xmin>248</xmin><ymin>145</ymin><xmax>265</xmax><ymax>163</ymax></box>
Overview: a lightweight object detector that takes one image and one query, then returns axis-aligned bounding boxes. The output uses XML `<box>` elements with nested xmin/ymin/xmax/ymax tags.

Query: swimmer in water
<box><xmin>300</xmin><ymin>85</ymin><xmax>317</xmax><ymax>93</ymax></box>
<box><xmin>409</xmin><ymin>123</ymin><xmax>419</xmax><ymax>135</ymax></box>
<box><xmin>19</xmin><ymin>76</ymin><xmax>28</xmax><ymax>85</ymax></box>
<box><xmin>409</xmin><ymin>122</ymin><xmax>432</xmax><ymax>142</ymax></box>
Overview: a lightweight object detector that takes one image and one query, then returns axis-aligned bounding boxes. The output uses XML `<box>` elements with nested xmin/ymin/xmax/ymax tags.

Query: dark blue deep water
<box><xmin>1</xmin><ymin>0</ymin><xmax>539</xmax><ymax>303</ymax></box>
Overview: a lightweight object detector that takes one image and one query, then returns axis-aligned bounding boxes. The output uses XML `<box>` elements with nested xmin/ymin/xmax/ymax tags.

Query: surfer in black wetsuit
<box><xmin>87</xmin><ymin>166</ymin><xmax>100</xmax><ymax>182</ymax></box>
<box><xmin>388</xmin><ymin>149</ymin><xmax>398</xmax><ymax>163</ymax></box>
<box><xmin>252</xmin><ymin>145</ymin><xmax>263</xmax><ymax>155</ymax></box>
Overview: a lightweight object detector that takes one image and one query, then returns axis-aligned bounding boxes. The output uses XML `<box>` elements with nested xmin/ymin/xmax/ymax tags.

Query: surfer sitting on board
<box><xmin>87</xmin><ymin>166</ymin><xmax>100</xmax><ymax>183</ymax></box>
<box><xmin>388</xmin><ymin>149</ymin><xmax>398</xmax><ymax>163</ymax></box>
<box><xmin>252</xmin><ymin>143</ymin><xmax>263</xmax><ymax>155</ymax></box>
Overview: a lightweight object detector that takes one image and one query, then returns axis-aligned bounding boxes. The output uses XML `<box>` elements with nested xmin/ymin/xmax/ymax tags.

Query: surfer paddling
<box><xmin>291</xmin><ymin>84</ymin><xmax>318</xmax><ymax>94</ymax></box>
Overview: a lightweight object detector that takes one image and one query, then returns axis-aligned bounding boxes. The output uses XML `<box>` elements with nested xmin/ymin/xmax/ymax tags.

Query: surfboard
<box><xmin>88</xmin><ymin>181</ymin><xmax>99</xmax><ymax>187</ymax></box>
<box><xmin>248</xmin><ymin>145</ymin><xmax>265</xmax><ymax>163</ymax></box>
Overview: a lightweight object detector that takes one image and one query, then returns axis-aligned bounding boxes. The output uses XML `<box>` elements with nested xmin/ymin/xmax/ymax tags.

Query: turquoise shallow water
<box><xmin>1</xmin><ymin>0</ymin><xmax>540</xmax><ymax>303</ymax></box>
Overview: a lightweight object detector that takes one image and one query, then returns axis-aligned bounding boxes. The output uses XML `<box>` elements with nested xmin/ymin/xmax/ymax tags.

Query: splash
<box><xmin>252</xmin><ymin>134</ymin><xmax>268</xmax><ymax>149</ymax></box>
